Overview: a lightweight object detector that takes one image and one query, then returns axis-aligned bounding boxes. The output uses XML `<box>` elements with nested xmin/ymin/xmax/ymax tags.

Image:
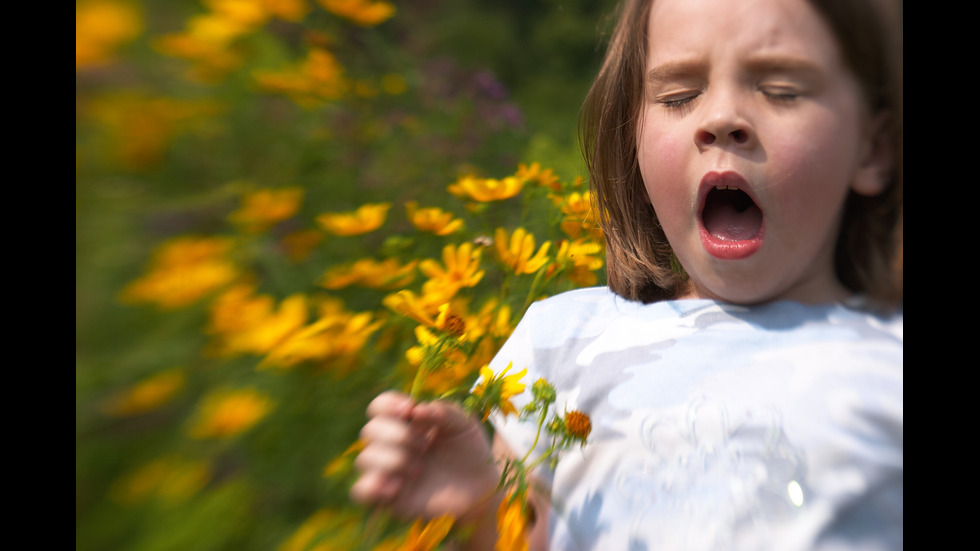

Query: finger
<box><xmin>350</xmin><ymin>470</ymin><xmax>404</xmax><ymax>506</ymax></box>
<box><xmin>366</xmin><ymin>390</ymin><xmax>415</xmax><ymax>420</ymax></box>
<box><xmin>359</xmin><ymin>416</ymin><xmax>420</xmax><ymax>449</ymax></box>
<box><xmin>353</xmin><ymin>442</ymin><xmax>421</xmax><ymax>476</ymax></box>
<box><xmin>410</xmin><ymin>399</ymin><xmax>477</xmax><ymax>435</ymax></box>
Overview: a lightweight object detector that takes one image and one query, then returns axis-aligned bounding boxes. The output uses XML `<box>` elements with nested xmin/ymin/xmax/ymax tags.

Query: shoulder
<box><xmin>517</xmin><ymin>286</ymin><xmax>636</xmax><ymax>343</ymax></box>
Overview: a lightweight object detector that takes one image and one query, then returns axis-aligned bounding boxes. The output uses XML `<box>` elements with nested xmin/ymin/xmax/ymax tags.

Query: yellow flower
<box><xmin>208</xmin><ymin>289</ymin><xmax>309</xmax><ymax>357</ymax></box>
<box><xmin>316</xmin><ymin>202</ymin><xmax>391</xmax><ymax>236</ymax></box>
<box><xmin>154</xmin><ymin>1</ymin><xmax>269</xmax><ymax>82</ymax></box>
<box><xmin>469</xmin><ymin>362</ymin><xmax>527</xmax><ymax>421</ymax></box>
<box><xmin>254</xmin><ymin>47</ymin><xmax>349</xmax><ymax>105</ymax></box>
<box><xmin>109</xmin><ymin>456</ymin><xmax>211</xmax><ymax>505</ymax></box>
<box><xmin>495</xmin><ymin>227</ymin><xmax>552</xmax><ymax>275</ymax></box>
<box><xmin>261</xmin><ymin>301</ymin><xmax>383</xmax><ymax>372</ymax></box>
<box><xmin>391</xmin><ymin>515</ymin><xmax>455</xmax><ymax>551</ymax></box>
<box><xmin>277</xmin><ymin>509</ymin><xmax>362</xmax><ymax>551</ymax></box>
<box><xmin>435</xmin><ymin>303</ymin><xmax>467</xmax><ymax>339</ymax></box>
<box><xmin>84</xmin><ymin>93</ymin><xmax>223</xmax><ymax>169</ymax></box>
<box><xmin>189</xmin><ymin>388</ymin><xmax>273</xmax><ymax>439</ymax></box>
<box><xmin>281</xmin><ymin>228</ymin><xmax>324</xmax><ymax>262</ymax></box>
<box><xmin>320</xmin><ymin>258</ymin><xmax>418</xmax><ymax>290</ymax></box>
<box><xmin>556</xmin><ymin>191</ymin><xmax>603</xmax><ymax>241</ymax></box>
<box><xmin>456</xmin><ymin>298</ymin><xmax>514</xmax><ymax>344</ymax></box>
<box><xmin>103</xmin><ymin>369</ymin><xmax>185</xmax><ymax>417</ymax></box>
<box><xmin>76</xmin><ymin>0</ymin><xmax>142</xmax><ymax>69</ymax></box>
<box><xmin>496</xmin><ymin>491</ymin><xmax>530</xmax><ymax>551</ymax></box>
<box><xmin>261</xmin><ymin>0</ymin><xmax>310</xmax><ymax>22</ymax></box>
<box><xmin>405</xmin><ymin>201</ymin><xmax>465</xmax><ymax>235</ymax></box>
<box><xmin>119</xmin><ymin>236</ymin><xmax>238</xmax><ymax>309</ymax></box>
<box><xmin>228</xmin><ymin>186</ymin><xmax>304</xmax><ymax>233</ymax></box>
<box><xmin>448</xmin><ymin>174</ymin><xmax>524</xmax><ymax>202</ymax></box>
<box><xmin>515</xmin><ymin>162</ymin><xmax>560</xmax><ymax>191</ymax></box>
<box><xmin>323</xmin><ymin>439</ymin><xmax>365</xmax><ymax>478</ymax></box>
<box><xmin>383</xmin><ymin>289</ymin><xmax>443</xmax><ymax>327</ymax></box>
<box><xmin>554</xmin><ymin>239</ymin><xmax>604</xmax><ymax>286</ymax></box>
<box><xmin>318</xmin><ymin>0</ymin><xmax>396</xmax><ymax>27</ymax></box>
<box><xmin>418</xmin><ymin>242</ymin><xmax>485</xmax><ymax>298</ymax></box>
<box><xmin>401</xmin><ymin>300</ymin><xmax>486</xmax><ymax>396</ymax></box>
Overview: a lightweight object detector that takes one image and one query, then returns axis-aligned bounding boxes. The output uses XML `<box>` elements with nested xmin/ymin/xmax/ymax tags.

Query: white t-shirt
<box><xmin>489</xmin><ymin>287</ymin><xmax>902</xmax><ymax>551</ymax></box>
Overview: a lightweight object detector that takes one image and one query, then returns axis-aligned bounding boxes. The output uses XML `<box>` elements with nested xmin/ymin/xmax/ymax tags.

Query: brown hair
<box><xmin>579</xmin><ymin>0</ymin><xmax>903</xmax><ymax>307</ymax></box>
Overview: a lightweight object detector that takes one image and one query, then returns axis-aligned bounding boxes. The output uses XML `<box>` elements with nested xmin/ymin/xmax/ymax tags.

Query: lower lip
<box><xmin>699</xmin><ymin>226</ymin><xmax>764</xmax><ymax>260</ymax></box>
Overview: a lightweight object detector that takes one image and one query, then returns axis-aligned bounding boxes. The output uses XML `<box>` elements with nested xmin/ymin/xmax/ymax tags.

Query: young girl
<box><xmin>351</xmin><ymin>0</ymin><xmax>903</xmax><ymax>548</ymax></box>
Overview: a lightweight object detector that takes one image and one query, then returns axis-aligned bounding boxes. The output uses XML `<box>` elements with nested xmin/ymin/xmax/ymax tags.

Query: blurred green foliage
<box><xmin>77</xmin><ymin>1</ymin><xmax>617</xmax><ymax>549</ymax></box>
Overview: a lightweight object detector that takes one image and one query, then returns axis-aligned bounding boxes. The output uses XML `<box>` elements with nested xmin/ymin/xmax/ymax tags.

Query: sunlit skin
<box><xmin>637</xmin><ymin>0</ymin><xmax>889</xmax><ymax>305</ymax></box>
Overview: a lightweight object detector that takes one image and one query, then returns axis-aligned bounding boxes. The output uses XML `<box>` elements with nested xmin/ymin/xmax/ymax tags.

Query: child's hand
<box><xmin>350</xmin><ymin>391</ymin><xmax>500</xmax><ymax>522</ymax></box>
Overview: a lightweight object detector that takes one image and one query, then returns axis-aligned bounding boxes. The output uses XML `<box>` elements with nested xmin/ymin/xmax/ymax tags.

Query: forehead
<box><xmin>645</xmin><ymin>0</ymin><xmax>844</xmax><ymax>68</ymax></box>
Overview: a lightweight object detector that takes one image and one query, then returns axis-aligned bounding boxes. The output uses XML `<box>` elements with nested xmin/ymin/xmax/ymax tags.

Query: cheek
<box><xmin>638</xmin><ymin>125</ymin><xmax>690</xmax><ymax>212</ymax></box>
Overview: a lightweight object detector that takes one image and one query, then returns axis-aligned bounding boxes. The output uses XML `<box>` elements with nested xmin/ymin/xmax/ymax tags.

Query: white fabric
<box><xmin>489</xmin><ymin>287</ymin><xmax>902</xmax><ymax>551</ymax></box>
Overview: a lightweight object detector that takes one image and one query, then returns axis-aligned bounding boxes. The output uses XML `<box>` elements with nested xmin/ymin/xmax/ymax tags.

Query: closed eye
<box><xmin>760</xmin><ymin>87</ymin><xmax>799</xmax><ymax>104</ymax></box>
<box><xmin>659</xmin><ymin>91</ymin><xmax>701</xmax><ymax>110</ymax></box>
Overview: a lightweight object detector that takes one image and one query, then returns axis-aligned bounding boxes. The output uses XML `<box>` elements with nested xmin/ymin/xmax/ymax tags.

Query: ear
<box><xmin>850</xmin><ymin>112</ymin><xmax>894</xmax><ymax>197</ymax></box>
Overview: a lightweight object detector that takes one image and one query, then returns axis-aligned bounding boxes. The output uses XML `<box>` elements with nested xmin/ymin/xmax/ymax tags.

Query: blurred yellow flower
<box><xmin>418</xmin><ymin>242</ymin><xmax>485</xmax><ymax>298</ymax></box>
<box><xmin>154</xmin><ymin>3</ymin><xmax>263</xmax><ymax>81</ymax></box>
<box><xmin>84</xmin><ymin>93</ymin><xmax>223</xmax><ymax>169</ymax></box>
<box><xmin>405</xmin><ymin>201</ymin><xmax>465</xmax><ymax>235</ymax></box>
<box><xmin>205</xmin><ymin>0</ymin><xmax>269</xmax><ymax>26</ymax></box>
<box><xmin>261</xmin><ymin>301</ymin><xmax>383</xmax><ymax>371</ymax></box>
<box><xmin>320</xmin><ymin>258</ymin><xmax>418</xmax><ymax>290</ymax></box>
<box><xmin>463</xmin><ymin>299</ymin><xmax>514</xmax><ymax>343</ymax></box>
<box><xmin>496</xmin><ymin>491</ymin><xmax>530</xmax><ymax>551</ymax></box>
<box><xmin>120</xmin><ymin>236</ymin><xmax>238</xmax><ymax>309</ymax></box>
<box><xmin>254</xmin><ymin>47</ymin><xmax>349</xmax><ymax>105</ymax></box>
<box><xmin>277</xmin><ymin>509</ymin><xmax>362</xmax><ymax>551</ymax></box>
<box><xmin>208</xmin><ymin>289</ymin><xmax>309</xmax><ymax>357</ymax></box>
<box><xmin>316</xmin><ymin>202</ymin><xmax>391</xmax><ymax>236</ymax></box>
<box><xmin>281</xmin><ymin>228</ymin><xmax>324</xmax><ymax>262</ymax></box>
<box><xmin>515</xmin><ymin>162</ymin><xmax>560</xmax><ymax>191</ymax></box>
<box><xmin>405</xmin><ymin>326</ymin><xmax>476</xmax><ymax>396</ymax></box>
<box><xmin>555</xmin><ymin>239</ymin><xmax>604</xmax><ymax>287</ymax></box>
<box><xmin>323</xmin><ymin>439</ymin><xmax>364</xmax><ymax>478</ymax></box>
<box><xmin>103</xmin><ymin>369</ymin><xmax>186</xmax><ymax>417</ymax></box>
<box><xmin>76</xmin><ymin>0</ymin><xmax>142</xmax><ymax>69</ymax></box>
<box><xmin>318</xmin><ymin>0</ymin><xmax>396</xmax><ymax>27</ymax></box>
<box><xmin>383</xmin><ymin>289</ymin><xmax>442</xmax><ymax>327</ymax></box>
<box><xmin>261</xmin><ymin>0</ymin><xmax>311</xmax><ymax>21</ymax></box>
<box><xmin>387</xmin><ymin>515</ymin><xmax>454</xmax><ymax>551</ymax></box>
<box><xmin>448</xmin><ymin>175</ymin><xmax>523</xmax><ymax>202</ymax></box>
<box><xmin>469</xmin><ymin>362</ymin><xmax>527</xmax><ymax>421</ymax></box>
<box><xmin>189</xmin><ymin>388</ymin><xmax>273</xmax><ymax>439</ymax></box>
<box><xmin>228</xmin><ymin>187</ymin><xmax>304</xmax><ymax>233</ymax></box>
<box><xmin>110</xmin><ymin>456</ymin><xmax>211</xmax><ymax>505</ymax></box>
<box><xmin>556</xmin><ymin>191</ymin><xmax>603</xmax><ymax>241</ymax></box>
<box><xmin>494</xmin><ymin>227</ymin><xmax>551</xmax><ymax>275</ymax></box>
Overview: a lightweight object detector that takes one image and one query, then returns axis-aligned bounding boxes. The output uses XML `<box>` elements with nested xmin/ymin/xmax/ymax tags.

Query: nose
<box><xmin>695</xmin><ymin>91</ymin><xmax>755</xmax><ymax>149</ymax></box>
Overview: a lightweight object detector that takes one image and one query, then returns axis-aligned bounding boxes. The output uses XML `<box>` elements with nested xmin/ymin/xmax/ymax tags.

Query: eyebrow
<box><xmin>645</xmin><ymin>59</ymin><xmax>707</xmax><ymax>85</ymax></box>
<box><xmin>645</xmin><ymin>54</ymin><xmax>823</xmax><ymax>84</ymax></box>
<box><xmin>743</xmin><ymin>54</ymin><xmax>823</xmax><ymax>76</ymax></box>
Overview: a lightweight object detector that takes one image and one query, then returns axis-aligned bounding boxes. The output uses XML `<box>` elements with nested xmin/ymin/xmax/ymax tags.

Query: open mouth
<box><xmin>701</xmin><ymin>185</ymin><xmax>763</xmax><ymax>242</ymax></box>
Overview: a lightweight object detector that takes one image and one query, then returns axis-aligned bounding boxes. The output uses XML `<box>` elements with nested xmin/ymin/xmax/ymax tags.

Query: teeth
<box><xmin>715</xmin><ymin>185</ymin><xmax>738</xmax><ymax>190</ymax></box>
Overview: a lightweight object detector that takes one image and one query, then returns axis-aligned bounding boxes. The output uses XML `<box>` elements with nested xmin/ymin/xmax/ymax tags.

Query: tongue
<box><xmin>703</xmin><ymin>201</ymin><xmax>762</xmax><ymax>241</ymax></box>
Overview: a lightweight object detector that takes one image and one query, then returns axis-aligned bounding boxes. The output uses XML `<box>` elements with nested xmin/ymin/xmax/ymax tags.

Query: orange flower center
<box><xmin>564</xmin><ymin>410</ymin><xmax>592</xmax><ymax>440</ymax></box>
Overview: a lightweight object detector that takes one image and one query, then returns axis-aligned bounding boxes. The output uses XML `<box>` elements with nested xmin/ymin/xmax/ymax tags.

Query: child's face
<box><xmin>636</xmin><ymin>0</ymin><xmax>885</xmax><ymax>304</ymax></box>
